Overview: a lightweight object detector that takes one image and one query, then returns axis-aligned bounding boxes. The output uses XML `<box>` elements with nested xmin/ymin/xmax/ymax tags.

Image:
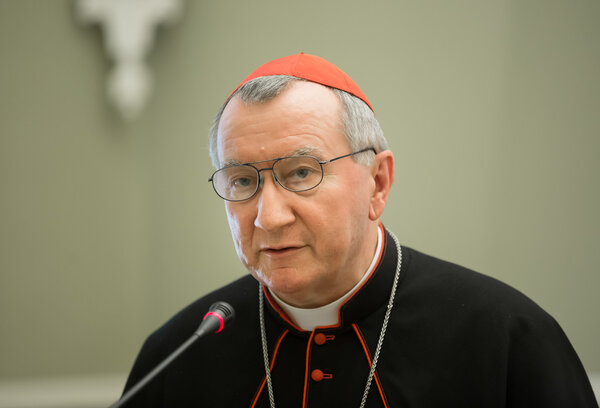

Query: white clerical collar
<box><xmin>268</xmin><ymin>224</ymin><xmax>384</xmax><ymax>332</ymax></box>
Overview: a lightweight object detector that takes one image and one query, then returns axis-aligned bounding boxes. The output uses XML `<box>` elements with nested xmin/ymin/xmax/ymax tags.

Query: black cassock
<box><xmin>124</xmin><ymin>227</ymin><xmax>598</xmax><ymax>407</ymax></box>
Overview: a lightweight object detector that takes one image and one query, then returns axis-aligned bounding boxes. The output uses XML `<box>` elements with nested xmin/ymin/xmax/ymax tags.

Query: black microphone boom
<box><xmin>109</xmin><ymin>301</ymin><xmax>235</xmax><ymax>408</ymax></box>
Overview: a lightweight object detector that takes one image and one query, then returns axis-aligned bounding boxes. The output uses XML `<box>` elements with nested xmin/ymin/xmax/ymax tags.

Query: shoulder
<box><xmin>393</xmin><ymin>247</ymin><xmax>597</xmax><ymax>406</ymax></box>
<box><xmin>398</xmin><ymin>246</ymin><xmax>576</xmax><ymax>363</ymax></box>
<box><xmin>400</xmin><ymin>246</ymin><xmax>553</xmax><ymax>324</ymax></box>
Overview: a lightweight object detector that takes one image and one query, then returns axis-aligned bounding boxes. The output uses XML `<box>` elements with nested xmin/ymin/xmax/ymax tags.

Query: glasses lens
<box><xmin>274</xmin><ymin>156</ymin><xmax>323</xmax><ymax>192</ymax></box>
<box><xmin>212</xmin><ymin>165</ymin><xmax>259</xmax><ymax>201</ymax></box>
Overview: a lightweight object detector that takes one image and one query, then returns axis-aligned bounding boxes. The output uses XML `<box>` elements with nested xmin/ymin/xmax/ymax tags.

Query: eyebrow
<box><xmin>289</xmin><ymin>146</ymin><xmax>323</xmax><ymax>158</ymax></box>
<box><xmin>220</xmin><ymin>146</ymin><xmax>324</xmax><ymax>168</ymax></box>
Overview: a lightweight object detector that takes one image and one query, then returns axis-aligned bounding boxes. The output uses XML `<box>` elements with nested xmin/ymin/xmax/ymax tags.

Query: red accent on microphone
<box><xmin>203</xmin><ymin>311</ymin><xmax>225</xmax><ymax>333</ymax></box>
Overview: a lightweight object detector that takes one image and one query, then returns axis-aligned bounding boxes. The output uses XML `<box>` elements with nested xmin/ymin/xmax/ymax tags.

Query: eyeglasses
<box><xmin>209</xmin><ymin>147</ymin><xmax>376</xmax><ymax>202</ymax></box>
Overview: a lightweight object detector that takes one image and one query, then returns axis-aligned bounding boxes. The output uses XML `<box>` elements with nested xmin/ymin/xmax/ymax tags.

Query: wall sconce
<box><xmin>76</xmin><ymin>0</ymin><xmax>183</xmax><ymax>121</ymax></box>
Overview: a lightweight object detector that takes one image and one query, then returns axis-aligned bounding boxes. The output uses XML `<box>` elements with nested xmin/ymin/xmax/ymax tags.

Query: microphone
<box><xmin>109</xmin><ymin>301</ymin><xmax>235</xmax><ymax>408</ymax></box>
<box><xmin>195</xmin><ymin>301</ymin><xmax>235</xmax><ymax>336</ymax></box>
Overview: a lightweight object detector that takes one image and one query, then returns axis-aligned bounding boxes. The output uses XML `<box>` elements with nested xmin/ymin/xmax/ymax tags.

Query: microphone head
<box><xmin>209</xmin><ymin>301</ymin><xmax>235</xmax><ymax>323</ymax></box>
<box><xmin>195</xmin><ymin>301</ymin><xmax>236</xmax><ymax>336</ymax></box>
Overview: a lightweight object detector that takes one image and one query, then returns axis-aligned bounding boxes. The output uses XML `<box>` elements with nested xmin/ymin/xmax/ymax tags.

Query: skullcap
<box><xmin>230</xmin><ymin>53</ymin><xmax>373</xmax><ymax>112</ymax></box>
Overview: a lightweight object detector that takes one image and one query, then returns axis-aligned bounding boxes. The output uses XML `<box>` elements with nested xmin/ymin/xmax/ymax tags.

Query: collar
<box><xmin>264</xmin><ymin>222</ymin><xmax>401</xmax><ymax>333</ymax></box>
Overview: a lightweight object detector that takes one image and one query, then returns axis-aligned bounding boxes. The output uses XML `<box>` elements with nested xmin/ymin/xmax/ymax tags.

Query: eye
<box><xmin>233</xmin><ymin>176</ymin><xmax>253</xmax><ymax>187</ymax></box>
<box><xmin>283</xmin><ymin>164</ymin><xmax>319</xmax><ymax>182</ymax></box>
<box><xmin>293</xmin><ymin>167</ymin><xmax>310</xmax><ymax>179</ymax></box>
<box><xmin>218</xmin><ymin>166</ymin><xmax>257</xmax><ymax>192</ymax></box>
<box><xmin>275</xmin><ymin>158</ymin><xmax>321</xmax><ymax>189</ymax></box>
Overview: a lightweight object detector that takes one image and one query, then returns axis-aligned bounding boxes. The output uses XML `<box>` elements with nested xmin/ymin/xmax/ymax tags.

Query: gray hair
<box><xmin>208</xmin><ymin>75</ymin><xmax>388</xmax><ymax>168</ymax></box>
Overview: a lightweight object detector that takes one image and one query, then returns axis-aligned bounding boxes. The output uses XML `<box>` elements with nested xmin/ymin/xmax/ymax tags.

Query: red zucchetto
<box><xmin>230</xmin><ymin>53</ymin><xmax>374</xmax><ymax>112</ymax></box>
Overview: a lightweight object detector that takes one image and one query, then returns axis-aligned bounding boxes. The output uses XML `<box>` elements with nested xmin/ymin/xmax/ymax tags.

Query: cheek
<box><xmin>317</xmin><ymin>182</ymin><xmax>371</xmax><ymax>243</ymax></box>
<box><xmin>225</xmin><ymin>207</ymin><xmax>245</xmax><ymax>248</ymax></box>
<box><xmin>225</xmin><ymin>204</ymin><xmax>256</xmax><ymax>264</ymax></box>
<box><xmin>226</xmin><ymin>212</ymin><xmax>240</xmax><ymax>240</ymax></box>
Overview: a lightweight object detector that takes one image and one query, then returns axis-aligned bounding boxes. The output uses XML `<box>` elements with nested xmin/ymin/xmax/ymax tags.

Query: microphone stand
<box><xmin>109</xmin><ymin>302</ymin><xmax>234</xmax><ymax>408</ymax></box>
<box><xmin>109</xmin><ymin>334</ymin><xmax>199</xmax><ymax>408</ymax></box>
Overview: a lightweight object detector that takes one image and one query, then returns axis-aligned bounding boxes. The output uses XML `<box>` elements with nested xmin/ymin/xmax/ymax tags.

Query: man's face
<box><xmin>217</xmin><ymin>81</ymin><xmax>378</xmax><ymax>308</ymax></box>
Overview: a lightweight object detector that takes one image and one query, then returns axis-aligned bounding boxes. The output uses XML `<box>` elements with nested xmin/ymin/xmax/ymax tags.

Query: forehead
<box><xmin>217</xmin><ymin>81</ymin><xmax>349</xmax><ymax>165</ymax></box>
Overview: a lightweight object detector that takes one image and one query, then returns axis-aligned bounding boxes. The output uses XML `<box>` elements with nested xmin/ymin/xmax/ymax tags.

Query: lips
<box><xmin>261</xmin><ymin>245</ymin><xmax>305</xmax><ymax>256</ymax></box>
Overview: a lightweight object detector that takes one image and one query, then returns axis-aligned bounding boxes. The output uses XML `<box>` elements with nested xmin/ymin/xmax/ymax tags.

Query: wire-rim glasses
<box><xmin>209</xmin><ymin>147</ymin><xmax>376</xmax><ymax>202</ymax></box>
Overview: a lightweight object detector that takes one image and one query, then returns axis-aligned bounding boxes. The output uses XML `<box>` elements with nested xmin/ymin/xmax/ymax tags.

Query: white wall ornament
<box><xmin>76</xmin><ymin>0</ymin><xmax>183</xmax><ymax>121</ymax></box>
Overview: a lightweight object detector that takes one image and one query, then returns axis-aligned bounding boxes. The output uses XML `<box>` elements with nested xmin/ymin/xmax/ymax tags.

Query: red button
<box><xmin>314</xmin><ymin>333</ymin><xmax>327</xmax><ymax>345</ymax></box>
<box><xmin>310</xmin><ymin>369</ymin><xmax>332</xmax><ymax>382</ymax></box>
<box><xmin>311</xmin><ymin>369</ymin><xmax>324</xmax><ymax>382</ymax></box>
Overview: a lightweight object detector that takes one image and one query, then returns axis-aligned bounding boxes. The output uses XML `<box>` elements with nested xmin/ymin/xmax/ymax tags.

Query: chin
<box><xmin>262</xmin><ymin>268</ymin><xmax>310</xmax><ymax>297</ymax></box>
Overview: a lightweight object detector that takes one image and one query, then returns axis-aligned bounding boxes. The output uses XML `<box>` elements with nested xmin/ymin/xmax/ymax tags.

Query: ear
<box><xmin>368</xmin><ymin>150</ymin><xmax>395</xmax><ymax>221</ymax></box>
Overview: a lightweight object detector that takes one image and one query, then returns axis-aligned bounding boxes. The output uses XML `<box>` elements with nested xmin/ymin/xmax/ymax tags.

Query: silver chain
<box><xmin>259</xmin><ymin>283</ymin><xmax>276</xmax><ymax>408</ymax></box>
<box><xmin>258</xmin><ymin>228</ymin><xmax>402</xmax><ymax>408</ymax></box>
<box><xmin>358</xmin><ymin>229</ymin><xmax>402</xmax><ymax>408</ymax></box>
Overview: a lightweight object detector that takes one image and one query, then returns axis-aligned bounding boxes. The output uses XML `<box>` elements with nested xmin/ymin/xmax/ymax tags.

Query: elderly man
<box><xmin>123</xmin><ymin>54</ymin><xmax>597</xmax><ymax>407</ymax></box>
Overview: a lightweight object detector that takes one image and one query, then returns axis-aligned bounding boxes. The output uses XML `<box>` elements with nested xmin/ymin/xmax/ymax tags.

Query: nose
<box><xmin>254</xmin><ymin>171</ymin><xmax>296</xmax><ymax>231</ymax></box>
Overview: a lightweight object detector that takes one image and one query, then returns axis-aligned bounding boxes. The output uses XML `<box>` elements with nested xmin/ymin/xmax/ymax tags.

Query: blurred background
<box><xmin>0</xmin><ymin>1</ymin><xmax>598</xmax><ymax>406</ymax></box>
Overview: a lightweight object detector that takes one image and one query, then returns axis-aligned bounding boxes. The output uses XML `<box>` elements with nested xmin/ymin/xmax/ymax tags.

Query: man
<box><xmin>123</xmin><ymin>53</ymin><xmax>597</xmax><ymax>407</ymax></box>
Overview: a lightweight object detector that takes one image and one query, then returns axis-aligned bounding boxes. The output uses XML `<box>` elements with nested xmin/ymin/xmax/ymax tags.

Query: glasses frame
<box><xmin>209</xmin><ymin>147</ymin><xmax>377</xmax><ymax>202</ymax></box>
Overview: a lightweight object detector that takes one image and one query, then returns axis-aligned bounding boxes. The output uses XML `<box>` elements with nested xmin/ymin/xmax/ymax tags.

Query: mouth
<box><xmin>261</xmin><ymin>245</ymin><xmax>304</xmax><ymax>256</ymax></box>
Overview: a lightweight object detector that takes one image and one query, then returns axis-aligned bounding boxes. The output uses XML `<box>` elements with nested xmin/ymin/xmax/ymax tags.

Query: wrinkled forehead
<box><xmin>220</xmin><ymin>146</ymin><xmax>325</xmax><ymax>169</ymax></box>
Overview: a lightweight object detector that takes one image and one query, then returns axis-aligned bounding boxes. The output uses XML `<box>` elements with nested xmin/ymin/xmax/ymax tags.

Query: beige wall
<box><xmin>1</xmin><ymin>0</ymin><xmax>598</xmax><ymax>391</ymax></box>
